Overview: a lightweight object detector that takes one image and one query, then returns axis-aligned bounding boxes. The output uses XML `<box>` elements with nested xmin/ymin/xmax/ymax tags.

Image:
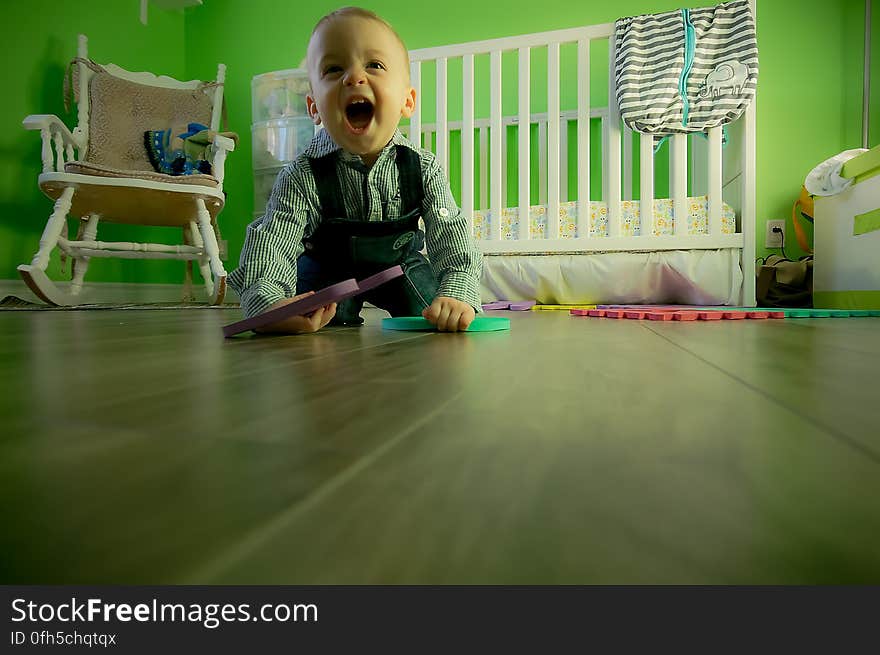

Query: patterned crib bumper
<box><xmin>472</xmin><ymin>196</ymin><xmax>737</xmax><ymax>240</ymax></box>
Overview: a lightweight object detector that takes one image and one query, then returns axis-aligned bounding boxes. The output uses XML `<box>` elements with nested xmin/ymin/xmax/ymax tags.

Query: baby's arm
<box><xmin>228</xmin><ymin>164</ymin><xmax>331</xmax><ymax>333</ymax></box>
<box><xmin>419</xmin><ymin>153</ymin><xmax>483</xmax><ymax>331</ymax></box>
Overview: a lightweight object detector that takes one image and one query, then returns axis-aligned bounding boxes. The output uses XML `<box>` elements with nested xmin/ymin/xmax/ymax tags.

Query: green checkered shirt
<box><xmin>229</xmin><ymin>129</ymin><xmax>483</xmax><ymax>318</ymax></box>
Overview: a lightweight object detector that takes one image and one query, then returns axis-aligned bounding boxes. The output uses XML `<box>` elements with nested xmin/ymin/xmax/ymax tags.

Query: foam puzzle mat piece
<box><xmin>482</xmin><ymin>301</ymin><xmax>511</xmax><ymax>310</ymax></box>
<box><xmin>509</xmin><ymin>300</ymin><xmax>537</xmax><ymax>311</ymax></box>
<box><xmin>222</xmin><ymin>279</ymin><xmax>360</xmax><ymax>337</ymax></box>
<box><xmin>532</xmin><ymin>304</ymin><xmax>598</xmax><ymax>311</ymax></box>
<box><xmin>222</xmin><ymin>266</ymin><xmax>404</xmax><ymax>337</ymax></box>
<box><xmin>574</xmin><ymin>305</ymin><xmax>880</xmax><ymax>321</ymax></box>
<box><xmin>382</xmin><ymin>316</ymin><xmax>511</xmax><ymax>332</ymax></box>
<box><xmin>356</xmin><ymin>265</ymin><xmax>405</xmax><ymax>293</ymax></box>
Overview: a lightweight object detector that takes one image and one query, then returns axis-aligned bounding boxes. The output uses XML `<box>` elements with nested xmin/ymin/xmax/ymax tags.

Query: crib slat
<box><xmin>547</xmin><ymin>43</ymin><xmax>561</xmax><ymax>240</ymax></box>
<box><xmin>559</xmin><ymin>119</ymin><xmax>568</xmax><ymax>203</ymax></box>
<box><xmin>606</xmin><ymin>33</ymin><xmax>622</xmax><ymax>237</ymax></box>
<box><xmin>671</xmin><ymin>133</ymin><xmax>687</xmax><ymax>236</ymax></box>
<box><xmin>577</xmin><ymin>37</ymin><xmax>590</xmax><ymax>238</ymax></box>
<box><xmin>490</xmin><ymin>50</ymin><xmax>503</xmax><ymax>241</ymax></box>
<box><xmin>479</xmin><ymin>126</ymin><xmax>488</xmax><ymax>211</ymax></box>
<box><xmin>707</xmin><ymin>126</ymin><xmax>722</xmax><ymax>235</ymax></box>
<box><xmin>436</xmin><ymin>57</ymin><xmax>448</xmax><ymax>176</ymax></box>
<box><xmin>409</xmin><ymin>61</ymin><xmax>421</xmax><ymax>147</ymax></box>
<box><xmin>518</xmin><ymin>47</ymin><xmax>531</xmax><ymax>241</ymax></box>
<box><xmin>539</xmin><ymin>121</ymin><xmax>547</xmax><ymax>205</ymax></box>
<box><xmin>501</xmin><ymin>119</ymin><xmax>508</xmax><ymax>207</ymax></box>
<box><xmin>623</xmin><ymin>127</ymin><xmax>633</xmax><ymax>201</ymax></box>
<box><xmin>462</xmin><ymin>54</ymin><xmax>475</xmax><ymax>237</ymax></box>
<box><xmin>639</xmin><ymin>133</ymin><xmax>654</xmax><ymax>237</ymax></box>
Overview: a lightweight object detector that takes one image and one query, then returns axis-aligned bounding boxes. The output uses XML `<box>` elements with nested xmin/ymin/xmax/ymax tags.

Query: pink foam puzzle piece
<box><xmin>605</xmin><ymin>310</ymin><xmax>627</xmax><ymax>319</ymax></box>
<box><xmin>646</xmin><ymin>312</ymin><xmax>675</xmax><ymax>321</ymax></box>
<box><xmin>624</xmin><ymin>310</ymin><xmax>646</xmax><ymax>319</ymax></box>
<box><xmin>745</xmin><ymin>311</ymin><xmax>769</xmax><ymax>319</ymax></box>
<box><xmin>569</xmin><ymin>309</ymin><xmax>593</xmax><ymax>316</ymax></box>
<box><xmin>768</xmin><ymin>311</ymin><xmax>785</xmax><ymax>319</ymax></box>
<box><xmin>222</xmin><ymin>265</ymin><xmax>404</xmax><ymax>337</ymax></box>
<box><xmin>587</xmin><ymin>309</ymin><xmax>606</xmax><ymax>317</ymax></box>
<box><xmin>722</xmin><ymin>311</ymin><xmax>747</xmax><ymax>320</ymax></box>
<box><xmin>673</xmin><ymin>311</ymin><xmax>699</xmax><ymax>321</ymax></box>
<box><xmin>697</xmin><ymin>311</ymin><xmax>723</xmax><ymax>320</ymax></box>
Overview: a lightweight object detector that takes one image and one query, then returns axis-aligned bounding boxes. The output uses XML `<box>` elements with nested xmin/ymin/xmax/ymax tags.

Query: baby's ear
<box><xmin>400</xmin><ymin>87</ymin><xmax>417</xmax><ymax>118</ymax></box>
<box><xmin>306</xmin><ymin>95</ymin><xmax>322</xmax><ymax>125</ymax></box>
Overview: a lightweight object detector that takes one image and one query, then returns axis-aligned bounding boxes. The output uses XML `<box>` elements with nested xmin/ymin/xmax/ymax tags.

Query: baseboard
<box><xmin>0</xmin><ymin>278</ymin><xmax>241</xmax><ymax>305</ymax></box>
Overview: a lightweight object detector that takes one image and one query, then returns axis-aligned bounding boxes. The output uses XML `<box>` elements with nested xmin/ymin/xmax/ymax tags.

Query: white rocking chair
<box><xmin>19</xmin><ymin>34</ymin><xmax>235</xmax><ymax>305</ymax></box>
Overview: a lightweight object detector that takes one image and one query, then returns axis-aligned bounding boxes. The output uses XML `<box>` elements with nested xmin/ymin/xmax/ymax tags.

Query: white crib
<box><xmin>407</xmin><ymin>4</ymin><xmax>757</xmax><ymax>306</ymax></box>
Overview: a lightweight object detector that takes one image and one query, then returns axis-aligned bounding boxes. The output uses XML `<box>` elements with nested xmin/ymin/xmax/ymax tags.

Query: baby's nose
<box><xmin>344</xmin><ymin>68</ymin><xmax>367</xmax><ymax>85</ymax></box>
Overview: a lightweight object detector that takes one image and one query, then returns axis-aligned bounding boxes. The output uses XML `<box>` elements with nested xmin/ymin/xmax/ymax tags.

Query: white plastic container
<box><xmin>252</xmin><ymin>68</ymin><xmax>310</xmax><ymax>123</ymax></box>
<box><xmin>253</xmin><ymin>167</ymin><xmax>283</xmax><ymax>214</ymax></box>
<box><xmin>252</xmin><ymin>117</ymin><xmax>316</xmax><ymax>169</ymax></box>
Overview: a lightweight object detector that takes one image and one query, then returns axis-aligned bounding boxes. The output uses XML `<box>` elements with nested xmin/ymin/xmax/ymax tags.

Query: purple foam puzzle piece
<box><xmin>222</xmin><ymin>279</ymin><xmax>359</xmax><ymax>337</ymax></box>
<box><xmin>482</xmin><ymin>300</ymin><xmax>511</xmax><ymax>310</ymax></box>
<box><xmin>508</xmin><ymin>300</ymin><xmax>537</xmax><ymax>311</ymax></box>
<box><xmin>355</xmin><ymin>265</ymin><xmax>404</xmax><ymax>294</ymax></box>
<box><xmin>222</xmin><ymin>266</ymin><xmax>404</xmax><ymax>337</ymax></box>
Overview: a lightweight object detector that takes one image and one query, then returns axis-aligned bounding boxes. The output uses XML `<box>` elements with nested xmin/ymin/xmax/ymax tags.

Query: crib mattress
<box><xmin>473</xmin><ymin>195</ymin><xmax>737</xmax><ymax>240</ymax></box>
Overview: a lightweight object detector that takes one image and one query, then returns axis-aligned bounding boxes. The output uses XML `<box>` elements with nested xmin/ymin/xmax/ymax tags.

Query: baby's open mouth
<box><xmin>345</xmin><ymin>98</ymin><xmax>374</xmax><ymax>132</ymax></box>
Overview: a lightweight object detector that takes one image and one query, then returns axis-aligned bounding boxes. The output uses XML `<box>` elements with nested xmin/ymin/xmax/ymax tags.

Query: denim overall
<box><xmin>297</xmin><ymin>146</ymin><xmax>438</xmax><ymax>326</ymax></box>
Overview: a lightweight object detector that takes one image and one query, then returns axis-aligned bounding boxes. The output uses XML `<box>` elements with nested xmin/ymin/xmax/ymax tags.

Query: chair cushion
<box><xmin>64</xmin><ymin>161</ymin><xmax>219</xmax><ymax>188</ymax></box>
<box><xmin>86</xmin><ymin>71</ymin><xmax>214</xmax><ymax>171</ymax></box>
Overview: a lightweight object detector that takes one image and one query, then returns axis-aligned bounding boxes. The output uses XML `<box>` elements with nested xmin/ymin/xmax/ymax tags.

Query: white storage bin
<box><xmin>813</xmin><ymin>145</ymin><xmax>880</xmax><ymax>310</ymax></box>
<box><xmin>254</xmin><ymin>167</ymin><xmax>283</xmax><ymax>214</ymax></box>
<box><xmin>252</xmin><ymin>118</ymin><xmax>316</xmax><ymax>169</ymax></box>
<box><xmin>252</xmin><ymin>68</ymin><xmax>310</xmax><ymax>122</ymax></box>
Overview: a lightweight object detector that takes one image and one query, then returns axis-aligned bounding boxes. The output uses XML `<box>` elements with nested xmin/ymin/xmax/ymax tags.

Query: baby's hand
<box><xmin>254</xmin><ymin>291</ymin><xmax>337</xmax><ymax>334</ymax></box>
<box><xmin>422</xmin><ymin>296</ymin><xmax>475</xmax><ymax>332</ymax></box>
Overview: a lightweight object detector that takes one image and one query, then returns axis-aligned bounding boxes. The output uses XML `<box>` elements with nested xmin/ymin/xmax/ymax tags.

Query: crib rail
<box><xmin>408</xmin><ymin>23</ymin><xmax>753</xmax><ymax>263</ymax></box>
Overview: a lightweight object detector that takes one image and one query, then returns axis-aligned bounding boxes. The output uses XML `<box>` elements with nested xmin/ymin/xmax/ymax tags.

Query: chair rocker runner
<box><xmin>19</xmin><ymin>34</ymin><xmax>235</xmax><ymax>305</ymax></box>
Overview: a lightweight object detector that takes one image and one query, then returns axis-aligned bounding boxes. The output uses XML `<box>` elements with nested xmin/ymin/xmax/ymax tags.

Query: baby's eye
<box><xmin>366</xmin><ymin>61</ymin><xmax>386</xmax><ymax>70</ymax></box>
<box><xmin>323</xmin><ymin>65</ymin><xmax>343</xmax><ymax>76</ymax></box>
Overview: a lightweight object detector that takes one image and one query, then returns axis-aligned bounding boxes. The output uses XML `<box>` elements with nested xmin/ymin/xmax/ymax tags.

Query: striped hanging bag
<box><xmin>614</xmin><ymin>0</ymin><xmax>758</xmax><ymax>142</ymax></box>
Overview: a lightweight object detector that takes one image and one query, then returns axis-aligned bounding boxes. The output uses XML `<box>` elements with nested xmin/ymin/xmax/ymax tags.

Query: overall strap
<box><xmin>309</xmin><ymin>152</ymin><xmax>346</xmax><ymax>220</ymax></box>
<box><xmin>395</xmin><ymin>145</ymin><xmax>424</xmax><ymax>216</ymax></box>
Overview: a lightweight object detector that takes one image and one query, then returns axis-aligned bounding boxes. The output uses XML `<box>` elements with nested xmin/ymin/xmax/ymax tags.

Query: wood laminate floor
<box><xmin>1</xmin><ymin>307</ymin><xmax>878</xmax><ymax>583</ymax></box>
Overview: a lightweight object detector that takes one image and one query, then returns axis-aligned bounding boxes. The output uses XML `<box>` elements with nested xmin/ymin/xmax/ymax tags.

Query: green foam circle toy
<box><xmin>382</xmin><ymin>316</ymin><xmax>511</xmax><ymax>332</ymax></box>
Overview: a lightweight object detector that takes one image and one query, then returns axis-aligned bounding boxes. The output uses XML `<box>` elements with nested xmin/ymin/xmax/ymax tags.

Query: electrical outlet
<box><xmin>765</xmin><ymin>220</ymin><xmax>785</xmax><ymax>248</ymax></box>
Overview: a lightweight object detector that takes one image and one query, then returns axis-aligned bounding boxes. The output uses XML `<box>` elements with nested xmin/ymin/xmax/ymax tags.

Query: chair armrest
<box><xmin>207</xmin><ymin>134</ymin><xmax>236</xmax><ymax>187</ymax></box>
<box><xmin>211</xmin><ymin>134</ymin><xmax>236</xmax><ymax>153</ymax></box>
<box><xmin>23</xmin><ymin>114</ymin><xmax>83</xmax><ymax>172</ymax></box>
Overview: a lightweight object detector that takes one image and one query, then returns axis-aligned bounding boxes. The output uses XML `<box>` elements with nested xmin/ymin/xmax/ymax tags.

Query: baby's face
<box><xmin>307</xmin><ymin>16</ymin><xmax>415</xmax><ymax>165</ymax></box>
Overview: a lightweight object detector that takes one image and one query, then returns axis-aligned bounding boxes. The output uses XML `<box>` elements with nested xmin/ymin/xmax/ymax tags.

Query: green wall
<box><xmin>1</xmin><ymin>0</ymin><xmax>871</xmax><ymax>287</ymax></box>
<box><xmin>185</xmin><ymin>0</ymin><xmax>869</xmax><ymax>265</ymax></box>
<box><xmin>0</xmin><ymin>0</ymin><xmax>186</xmax><ymax>283</ymax></box>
